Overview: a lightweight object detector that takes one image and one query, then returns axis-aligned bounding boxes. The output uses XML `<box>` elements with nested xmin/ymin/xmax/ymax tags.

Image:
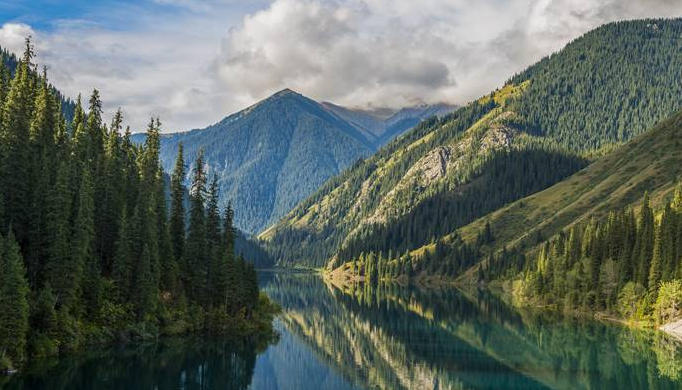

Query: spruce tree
<box><xmin>26</xmin><ymin>68</ymin><xmax>57</xmax><ymax>286</ymax></box>
<box><xmin>97</xmin><ymin>108</ymin><xmax>125</xmax><ymax>273</ymax></box>
<box><xmin>184</xmin><ymin>150</ymin><xmax>208</xmax><ymax>304</ymax></box>
<box><xmin>0</xmin><ymin>38</ymin><xmax>36</xmax><ymax>246</ymax></box>
<box><xmin>170</xmin><ymin>143</ymin><xmax>186</xmax><ymax>262</ymax></box>
<box><xmin>0</xmin><ymin>232</ymin><xmax>30</xmax><ymax>369</ymax></box>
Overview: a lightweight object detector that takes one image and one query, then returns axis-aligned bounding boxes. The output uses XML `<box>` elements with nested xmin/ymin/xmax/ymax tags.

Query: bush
<box><xmin>655</xmin><ymin>280</ymin><xmax>682</xmax><ymax>325</ymax></box>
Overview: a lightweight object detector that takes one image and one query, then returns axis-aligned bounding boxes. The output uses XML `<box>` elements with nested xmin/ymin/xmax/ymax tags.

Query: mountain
<box><xmin>321</xmin><ymin>101</ymin><xmax>457</xmax><ymax>145</ymax></box>
<box><xmin>139</xmin><ymin>89</ymin><xmax>456</xmax><ymax>234</ymax></box>
<box><xmin>261</xmin><ymin>18</ymin><xmax>682</xmax><ymax>269</ymax></box>
<box><xmin>466</xmin><ymin>110</ymin><xmax>682</xmax><ymax>321</ymax></box>
<box><xmin>456</xmin><ymin>110</ymin><xmax>682</xmax><ymax>277</ymax></box>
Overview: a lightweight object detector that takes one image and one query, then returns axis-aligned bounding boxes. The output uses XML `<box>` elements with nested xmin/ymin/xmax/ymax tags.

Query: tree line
<box><xmin>481</xmin><ymin>183</ymin><xmax>682</xmax><ymax>324</ymax></box>
<box><xmin>0</xmin><ymin>39</ymin><xmax>271</xmax><ymax>372</ymax></box>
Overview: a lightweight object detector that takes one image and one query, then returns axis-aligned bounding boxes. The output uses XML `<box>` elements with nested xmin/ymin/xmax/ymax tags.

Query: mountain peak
<box><xmin>272</xmin><ymin>88</ymin><xmax>299</xmax><ymax>98</ymax></box>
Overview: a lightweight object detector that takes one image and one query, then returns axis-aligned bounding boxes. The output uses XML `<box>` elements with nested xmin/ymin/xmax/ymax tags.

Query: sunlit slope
<box><xmin>455</xmin><ymin>109</ymin><xmax>682</xmax><ymax>281</ymax></box>
<box><xmin>262</xmin><ymin>19</ymin><xmax>682</xmax><ymax>268</ymax></box>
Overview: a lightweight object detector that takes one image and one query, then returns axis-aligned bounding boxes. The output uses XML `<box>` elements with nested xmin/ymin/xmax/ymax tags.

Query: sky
<box><xmin>0</xmin><ymin>0</ymin><xmax>681</xmax><ymax>133</ymax></box>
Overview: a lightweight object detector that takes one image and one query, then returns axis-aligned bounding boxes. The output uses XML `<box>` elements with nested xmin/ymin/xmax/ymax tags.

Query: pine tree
<box><xmin>26</xmin><ymin>67</ymin><xmax>57</xmax><ymax>286</ymax></box>
<box><xmin>0</xmin><ymin>38</ymin><xmax>36</xmax><ymax>246</ymax></box>
<box><xmin>184</xmin><ymin>150</ymin><xmax>208</xmax><ymax>304</ymax></box>
<box><xmin>206</xmin><ymin>176</ymin><xmax>224</xmax><ymax>307</ymax></box>
<box><xmin>0</xmin><ymin>232</ymin><xmax>30</xmax><ymax>369</ymax></box>
<box><xmin>97</xmin><ymin>108</ymin><xmax>125</xmax><ymax>273</ymax></box>
<box><xmin>85</xmin><ymin>89</ymin><xmax>104</xmax><ymax>160</ymax></box>
<box><xmin>170</xmin><ymin>143</ymin><xmax>186</xmax><ymax>262</ymax></box>
<box><xmin>648</xmin><ymin>223</ymin><xmax>664</xmax><ymax>296</ymax></box>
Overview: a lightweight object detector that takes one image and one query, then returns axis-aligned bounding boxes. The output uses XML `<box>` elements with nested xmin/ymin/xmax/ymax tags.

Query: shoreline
<box><xmin>318</xmin><ymin>266</ymin><xmax>682</xmax><ymax>342</ymax></box>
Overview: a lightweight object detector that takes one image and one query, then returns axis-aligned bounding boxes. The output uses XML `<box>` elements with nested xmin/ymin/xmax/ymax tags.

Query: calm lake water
<box><xmin>3</xmin><ymin>271</ymin><xmax>682</xmax><ymax>389</ymax></box>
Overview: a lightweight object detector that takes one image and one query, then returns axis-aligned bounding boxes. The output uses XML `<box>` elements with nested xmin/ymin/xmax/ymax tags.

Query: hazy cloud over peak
<box><xmin>0</xmin><ymin>0</ymin><xmax>680</xmax><ymax>132</ymax></box>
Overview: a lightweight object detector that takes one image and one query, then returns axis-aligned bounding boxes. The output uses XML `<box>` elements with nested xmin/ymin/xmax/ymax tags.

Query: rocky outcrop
<box><xmin>660</xmin><ymin>318</ymin><xmax>682</xmax><ymax>341</ymax></box>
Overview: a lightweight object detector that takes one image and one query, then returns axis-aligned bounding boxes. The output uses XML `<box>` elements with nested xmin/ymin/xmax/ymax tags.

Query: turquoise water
<box><xmin>3</xmin><ymin>271</ymin><xmax>682</xmax><ymax>389</ymax></box>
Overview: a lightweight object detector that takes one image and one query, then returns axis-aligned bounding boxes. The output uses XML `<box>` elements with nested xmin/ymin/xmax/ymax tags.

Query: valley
<box><xmin>2</xmin><ymin>3</ymin><xmax>682</xmax><ymax>388</ymax></box>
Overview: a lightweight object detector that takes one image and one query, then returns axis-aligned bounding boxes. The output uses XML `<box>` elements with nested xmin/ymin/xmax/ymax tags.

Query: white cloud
<box><xmin>0</xmin><ymin>23</ymin><xmax>35</xmax><ymax>57</ymax></box>
<box><xmin>1</xmin><ymin>0</ymin><xmax>681</xmax><ymax>132</ymax></box>
<box><xmin>216</xmin><ymin>0</ymin><xmax>682</xmax><ymax>110</ymax></box>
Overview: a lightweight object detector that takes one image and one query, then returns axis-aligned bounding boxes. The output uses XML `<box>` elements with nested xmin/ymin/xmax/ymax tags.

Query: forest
<box><xmin>0</xmin><ymin>39</ymin><xmax>276</xmax><ymax>372</ymax></box>
<box><xmin>481</xmin><ymin>184</ymin><xmax>682</xmax><ymax>325</ymax></box>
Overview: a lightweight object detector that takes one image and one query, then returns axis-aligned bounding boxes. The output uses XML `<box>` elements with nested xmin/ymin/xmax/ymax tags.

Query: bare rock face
<box><xmin>343</xmin><ymin>110</ymin><xmax>520</xmax><ymax>248</ymax></box>
<box><xmin>417</xmin><ymin>146</ymin><xmax>453</xmax><ymax>183</ymax></box>
<box><xmin>660</xmin><ymin>318</ymin><xmax>682</xmax><ymax>341</ymax></box>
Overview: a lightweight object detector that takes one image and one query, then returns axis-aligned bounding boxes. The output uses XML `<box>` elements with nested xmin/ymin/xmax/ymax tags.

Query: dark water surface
<box><xmin>3</xmin><ymin>271</ymin><xmax>682</xmax><ymax>389</ymax></box>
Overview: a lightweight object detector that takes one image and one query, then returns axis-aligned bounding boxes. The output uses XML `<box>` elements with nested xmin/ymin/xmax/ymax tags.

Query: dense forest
<box><xmin>481</xmin><ymin>184</ymin><xmax>682</xmax><ymax>325</ymax></box>
<box><xmin>334</xmin><ymin>148</ymin><xmax>586</xmax><ymax>267</ymax></box>
<box><xmin>508</xmin><ymin>19</ymin><xmax>682</xmax><ymax>150</ymax></box>
<box><xmin>0</xmin><ymin>39</ymin><xmax>275</xmax><ymax>372</ymax></box>
<box><xmin>263</xmin><ymin>19</ymin><xmax>682</xmax><ymax>273</ymax></box>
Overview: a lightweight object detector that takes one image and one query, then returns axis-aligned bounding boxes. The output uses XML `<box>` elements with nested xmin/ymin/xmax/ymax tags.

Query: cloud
<box><xmin>1</xmin><ymin>0</ymin><xmax>681</xmax><ymax>132</ymax></box>
<box><xmin>0</xmin><ymin>23</ymin><xmax>35</xmax><ymax>57</ymax></box>
<box><xmin>215</xmin><ymin>0</ymin><xmax>461</xmax><ymax>109</ymax></box>
<box><xmin>215</xmin><ymin>0</ymin><xmax>682</xmax><ymax>110</ymax></box>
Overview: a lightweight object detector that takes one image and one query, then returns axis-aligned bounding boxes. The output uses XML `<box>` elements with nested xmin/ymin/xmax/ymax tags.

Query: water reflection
<box><xmin>260</xmin><ymin>272</ymin><xmax>682</xmax><ymax>390</ymax></box>
<box><xmin>3</xmin><ymin>272</ymin><xmax>682</xmax><ymax>390</ymax></box>
<box><xmin>1</xmin><ymin>336</ymin><xmax>265</xmax><ymax>390</ymax></box>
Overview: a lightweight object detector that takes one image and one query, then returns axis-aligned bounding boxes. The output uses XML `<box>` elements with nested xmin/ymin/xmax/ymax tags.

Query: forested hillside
<box><xmin>472</xmin><ymin>111</ymin><xmax>682</xmax><ymax>323</ymax></box>
<box><xmin>331</xmin><ymin>91</ymin><xmax>682</xmax><ymax>328</ymax></box>
<box><xmin>0</xmin><ymin>39</ymin><xmax>274</xmax><ymax>372</ymax></box>
<box><xmin>262</xmin><ymin>19</ymin><xmax>682</xmax><ymax>272</ymax></box>
<box><xmin>136</xmin><ymin>90</ymin><xmax>455</xmax><ymax>235</ymax></box>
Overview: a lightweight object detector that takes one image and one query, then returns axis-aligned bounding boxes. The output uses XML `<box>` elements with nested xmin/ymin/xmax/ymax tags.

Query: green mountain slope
<box><xmin>456</xmin><ymin>109</ymin><xmax>682</xmax><ymax>279</ymax></box>
<box><xmin>261</xmin><ymin>18</ymin><xmax>682</xmax><ymax>269</ymax></box>
<box><xmin>137</xmin><ymin>90</ymin><xmax>454</xmax><ymax>234</ymax></box>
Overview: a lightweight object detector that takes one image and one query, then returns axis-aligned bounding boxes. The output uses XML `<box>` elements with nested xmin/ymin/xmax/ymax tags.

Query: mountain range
<box><xmin>261</xmin><ymin>18</ymin><xmax>682</xmax><ymax>274</ymax></box>
<box><xmin>134</xmin><ymin>89</ymin><xmax>456</xmax><ymax>234</ymax></box>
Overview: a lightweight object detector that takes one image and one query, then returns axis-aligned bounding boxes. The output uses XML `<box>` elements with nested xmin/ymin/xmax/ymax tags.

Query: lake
<box><xmin>3</xmin><ymin>271</ymin><xmax>682</xmax><ymax>389</ymax></box>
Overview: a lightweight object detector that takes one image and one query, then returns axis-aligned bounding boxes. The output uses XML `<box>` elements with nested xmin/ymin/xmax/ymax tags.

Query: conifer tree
<box><xmin>0</xmin><ymin>38</ymin><xmax>36</xmax><ymax>246</ymax></box>
<box><xmin>85</xmin><ymin>89</ymin><xmax>104</xmax><ymax>160</ymax></box>
<box><xmin>184</xmin><ymin>150</ymin><xmax>208</xmax><ymax>303</ymax></box>
<box><xmin>0</xmin><ymin>232</ymin><xmax>30</xmax><ymax>369</ymax></box>
<box><xmin>170</xmin><ymin>143</ymin><xmax>186</xmax><ymax>262</ymax></box>
<box><xmin>26</xmin><ymin>68</ymin><xmax>57</xmax><ymax>286</ymax></box>
<box><xmin>97</xmin><ymin>108</ymin><xmax>125</xmax><ymax>273</ymax></box>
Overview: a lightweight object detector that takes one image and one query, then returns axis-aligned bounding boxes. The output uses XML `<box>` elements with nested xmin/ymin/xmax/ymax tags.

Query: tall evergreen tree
<box><xmin>0</xmin><ymin>38</ymin><xmax>36</xmax><ymax>246</ymax></box>
<box><xmin>170</xmin><ymin>143</ymin><xmax>186</xmax><ymax>262</ymax></box>
<box><xmin>184</xmin><ymin>150</ymin><xmax>208</xmax><ymax>304</ymax></box>
<box><xmin>0</xmin><ymin>232</ymin><xmax>30</xmax><ymax>369</ymax></box>
<box><xmin>26</xmin><ymin>67</ymin><xmax>57</xmax><ymax>287</ymax></box>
